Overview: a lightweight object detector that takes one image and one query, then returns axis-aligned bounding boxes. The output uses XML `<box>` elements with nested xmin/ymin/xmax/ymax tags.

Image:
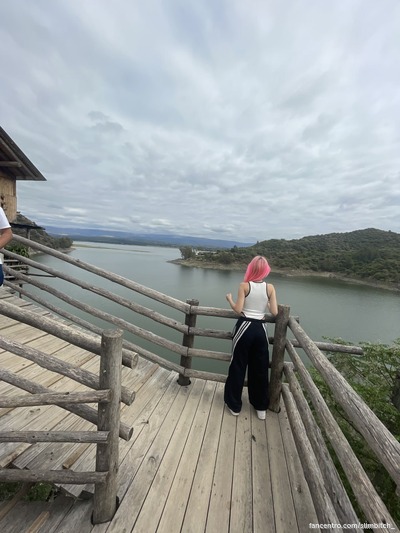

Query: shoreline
<box><xmin>168</xmin><ymin>259</ymin><xmax>400</xmax><ymax>293</ymax></box>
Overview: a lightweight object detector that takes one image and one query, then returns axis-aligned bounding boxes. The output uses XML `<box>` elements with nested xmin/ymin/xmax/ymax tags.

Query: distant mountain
<box><xmin>45</xmin><ymin>226</ymin><xmax>254</xmax><ymax>249</ymax></box>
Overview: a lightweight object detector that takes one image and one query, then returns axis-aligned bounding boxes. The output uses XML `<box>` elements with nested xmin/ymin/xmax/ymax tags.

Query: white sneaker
<box><xmin>226</xmin><ymin>404</ymin><xmax>239</xmax><ymax>416</ymax></box>
<box><xmin>256</xmin><ymin>410</ymin><xmax>266</xmax><ymax>420</ymax></box>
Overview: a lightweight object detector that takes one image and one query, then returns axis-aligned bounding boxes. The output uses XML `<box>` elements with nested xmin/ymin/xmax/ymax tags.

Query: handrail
<box><xmin>2</xmin><ymin>240</ymin><xmax>365</xmax><ymax>380</ymax></box>
<box><xmin>284</xmin><ymin>345</ymin><xmax>388</xmax><ymax>526</ymax></box>
<box><xmin>3</xmin><ymin>250</ymin><xmax>189</xmax><ymax>334</ymax></box>
<box><xmin>0</xmin><ymin>333</ymin><xmax>135</xmax><ymax>407</ymax></box>
<box><xmin>281</xmin><ymin>382</ymin><xmax>340</xmax><ymax>525</ymax></box>
<box><xmin>282</xmin><ymin>363</ymin><xmax>358</xmax><ymax>525</ymax></box>
<box><xmin>288</xmin><ymin>317</ymin><xmax>400</xmax><ymax>490</ymax></box>
<box><xmin>3</xmin><ymin>267</ymin><xmax>234</xmax><ymax>371</ymax></box>
<box><xmin>0</xmin><ymin>328</ymin><xmax>130</xmax><ymax>523</ymax></box>
<box><xmin>2</xmin><ymin>279</ymin><xmax>139</xmax><ymax>364</ymax></box>
<box><xmin>0</xmin><ymin>390</ymin><xmax>111</xmax><ymax>408</ymax></box>
<box><xmin>0</xmin><ymin>295</ymin><xmax>137</xmax><ymax>377</ymax></box>
<box><xmin>10</xmin><ymin>235</ymin><xmax>190</xmax><ymax>312</ymax></box>
<box><xmin>285</xmin><ymin>326</ymin><xmax>400</xmax><ymax>529</ymax></box>
<box><xmin>5</xmin><ymin>235</ymin><xmax>276</xmax><ymax>322</ymax></box>
<box><xmin>0</xmin><ymin>352</ymin><xmax>132</xmax><ymax>442</ymax></box>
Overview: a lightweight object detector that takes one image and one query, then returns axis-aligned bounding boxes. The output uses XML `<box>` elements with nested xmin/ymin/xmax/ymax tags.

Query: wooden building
<box><xmin>0</xmin><ymin>126</ymin><xmax>46</xmax><ymax>222</ymax></box>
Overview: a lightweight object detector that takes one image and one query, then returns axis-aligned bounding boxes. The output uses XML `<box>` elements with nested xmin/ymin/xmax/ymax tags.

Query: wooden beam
<box><xmin>281</xmin><ymin>383</ymin><xmax>340</xmax><ymax>525</ymax></box>
<box><xmin>285</xmin><ymin>336</ymin><xmax>398</xmax><ymax>527</ymax></box>
<box><xmin>3</xmin><ymin>278</ymin><xmax>138</xmax><ymax>369</ymax></box>
<box><xmin>93</xmin><ymin>329</ymin><xmax>123</xmax><ymax>523</ymax></box>
<box><xmin>0</xmin><ymin>127</ymin><xmax>46</xmax><ymax>180</ymax></box>
<box><xmin>9</xmin><ymin>234</ymin><xmax>189</xmax><ymax>312</ymax></box>
<box><xmin>0</xmin><ymin>469</ymin><xmax>107</xmax><ymax>484</ymax></box>
<box><xmin>289</xmin><ymin>317</ymin><xmax>400</xmax><ymax>492</ymax></box>
<box><xmin>2</xmin><ymin>255</ymin><xmax>188</xmax><ymax>357</ymax></box>
<box><xmin>269</xmin><ymin>304</ymin><xmax>290</xmax><ymax>411</ymax></box>
<box><xmin>0</xmin><ymin>162</ymin><xmax>22</xmax><ymax>167</ymax></box>
<box><xmin>0</xmin><ymin>137</ymin><xmax>36</xmax><ymax>178</ymax></box>
<box><xmin>283</xmin><ymin>360</ymin><xmax>360</xmax><ymax>524</ymax></box>
<box><xmin>0</xmin><ymin>430</ymin><xmax>109</xmax><ymax>443</ymax></box>
<box><xmin>0</xmin><ymin>367</ymin><xmax>133</xmax><ymax>441</ymax></box>
<box><xmin>0</xmin><ymin>389</ymin><xmax>111</xmax><ymax>408</ymax></box>
<box><xmin>178</xmin><ymin>299</ymin><xmax>199</xmax><ymax>386</ymax></box>
<box><xmin>0</xmin><ymin>334</ymin><xmax>135</xmax><ymax>406</ymax></box>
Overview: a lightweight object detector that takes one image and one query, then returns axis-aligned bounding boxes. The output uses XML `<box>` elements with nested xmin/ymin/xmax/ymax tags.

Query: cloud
<box><xmin>1</xmin><ymin>0</ymin><xmax>399</xmax><ymax>242</ymax></box>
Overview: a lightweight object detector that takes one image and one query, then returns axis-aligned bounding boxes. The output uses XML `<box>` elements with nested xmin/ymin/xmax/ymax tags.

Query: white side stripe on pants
<box><xmin>230</xmin><ymin>321</ymin><xmax>251</xmax><ymax>363</ymax></box>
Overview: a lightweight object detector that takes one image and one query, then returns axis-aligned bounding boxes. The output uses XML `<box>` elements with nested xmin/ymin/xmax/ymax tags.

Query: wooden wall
<box><xmin>0</xmin><ymin>173</ymin><xmax>17</xmax><ymax>222</ymax></box>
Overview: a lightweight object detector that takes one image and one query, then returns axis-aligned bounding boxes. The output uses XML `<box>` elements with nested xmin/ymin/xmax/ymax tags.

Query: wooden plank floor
<box><xmin>0</xmin><ymin>289</ymin><xmax>320</xmax><ymax>532</ymax></box>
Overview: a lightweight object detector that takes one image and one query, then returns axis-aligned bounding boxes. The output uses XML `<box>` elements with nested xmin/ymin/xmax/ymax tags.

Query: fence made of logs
<box><xmin>1</xmin><ymin>234</ymin><xmax>399</xmax><ymax>530</ymax></box>
<box><xmin>0</xmin><ymin>297</ymin><xmax>134</xmax><ymax>524</ymax></box>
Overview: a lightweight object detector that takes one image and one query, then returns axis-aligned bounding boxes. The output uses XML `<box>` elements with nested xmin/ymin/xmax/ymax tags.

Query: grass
<box><xmin>0</xmin><ymin>482</ymin><xmax>57</xmax><ymax>502</ymax></box>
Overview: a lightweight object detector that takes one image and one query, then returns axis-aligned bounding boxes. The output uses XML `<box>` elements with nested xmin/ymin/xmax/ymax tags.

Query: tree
<box><xmin>179</xmin><ymin>246</ymin><xmax>195</xmax><ymax>260</ymax></box>
<box><xmin>5</xmin><ymin>243</ymin><xmax>29</xmax><ymax>257</ymax></box>
<box><xmin>219</xmin><ymin>252</ymin><xmax>234</xmax><ymax>265</ymax></box>
<box><xmin>57</xmin><ymin>236</ymin><xmax>73</xmax><ymax>249</ymax></box>
<box><xmin>177</xmin><ymin>228</ymin><xmax>400</xmax><ymax>288</ymax></box>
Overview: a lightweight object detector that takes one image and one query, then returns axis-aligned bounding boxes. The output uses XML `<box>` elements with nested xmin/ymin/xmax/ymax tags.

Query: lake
<box><xmin>29</xmin><ymin>242</ymin><xmax>400</xmax><ymax>375</ymax></box>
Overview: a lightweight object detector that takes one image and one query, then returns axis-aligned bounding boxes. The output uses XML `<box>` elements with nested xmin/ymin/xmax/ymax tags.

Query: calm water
<box><xmin>29</xmin><ymin>242</ymin><xmax>400</xmax><ymax>374</ymax></box>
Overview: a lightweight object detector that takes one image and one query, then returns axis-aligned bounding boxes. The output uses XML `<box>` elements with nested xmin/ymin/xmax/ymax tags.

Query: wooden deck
<box><xmin>0</xmin><ymin>289</ymin><xmax>319</xmax><ymax>532</ymax></box>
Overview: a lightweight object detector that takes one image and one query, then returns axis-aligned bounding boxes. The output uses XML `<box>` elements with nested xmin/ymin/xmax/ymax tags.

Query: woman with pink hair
<box><xmin>224</xmin><ymin>255</ymin><xmax>278</xmax><ymax>420</ymax></box>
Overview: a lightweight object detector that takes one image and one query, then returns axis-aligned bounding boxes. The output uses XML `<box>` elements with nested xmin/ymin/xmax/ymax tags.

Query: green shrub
<box><xmin>5</xmin><ymin>243</ymin><xmax>29</xmax><ymax>257</ymax></box>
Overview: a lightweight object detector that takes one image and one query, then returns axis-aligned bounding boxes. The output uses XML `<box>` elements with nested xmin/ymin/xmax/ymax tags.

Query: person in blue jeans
<box><xmin>0</xmin><ymin>207</ymin><xmax>13</xmax><ymax>286</ymax></box>
<box><xmin>224</xmin><ymin>255</ymin><xmax>278</xmax><ymax>420</ymax></box>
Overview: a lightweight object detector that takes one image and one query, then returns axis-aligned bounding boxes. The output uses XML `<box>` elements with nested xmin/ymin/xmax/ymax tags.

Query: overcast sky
<box><xmin>1</xmin><ymin>0</ymin><xmax>399</xmax><ymax>243</ymax></box>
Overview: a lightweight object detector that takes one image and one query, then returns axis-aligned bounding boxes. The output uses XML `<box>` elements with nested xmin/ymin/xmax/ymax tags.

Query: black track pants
<box><xmin>224</xmin><ymin>317</ymin><xmax>270</xmax><ymax>413</ymax></box>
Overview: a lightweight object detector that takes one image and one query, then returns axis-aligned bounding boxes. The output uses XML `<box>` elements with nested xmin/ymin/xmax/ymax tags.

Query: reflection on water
<box><xmin>29</xmin><ymin>243</ymin><xmax>400</xmax><ymax>374</ymax></box>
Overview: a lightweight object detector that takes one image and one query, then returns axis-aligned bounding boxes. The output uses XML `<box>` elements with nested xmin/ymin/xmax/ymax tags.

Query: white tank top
<box><xmin>242</xmin><ymin>281</ymin><xmax>269</xmax><ymax>319</ymax></box>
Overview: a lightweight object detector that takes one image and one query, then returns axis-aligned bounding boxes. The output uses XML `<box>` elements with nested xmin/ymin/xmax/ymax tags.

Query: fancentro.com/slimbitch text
<box><xmin>309</xmin><ymin>523</ymin><xmax>395</xmax><ymax>530</ymax></box>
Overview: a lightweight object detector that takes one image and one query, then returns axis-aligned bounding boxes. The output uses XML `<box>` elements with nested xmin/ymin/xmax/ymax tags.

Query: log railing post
<box><xmin>93</xmin><ymin>329</ymin><xmax>123</xmax><ymax>524</ymax></box>
<box><xmin>269</xmin><ymin>304</ymin><xmax>290</xmax><ymax>412</ymax></box>
<box><xmin>177</xmin><ymin>299</ymin><xmax>199</xmax><ymax>386</ymax></box>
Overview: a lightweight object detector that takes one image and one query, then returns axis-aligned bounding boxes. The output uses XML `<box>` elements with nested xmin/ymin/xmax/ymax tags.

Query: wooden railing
<box><xmin>283</xmin><ymin>320</ymin><xmax>400</xmax><ymax>530</ymax></box>
<box><xmin>0</xmin><ymin>317</ymin><xmax>134</xmax><ymax>524</ymax></box>
<box><xmin>3</xmin><ymin>257</ymin><xmax>28</xmax><ymax>280</ymax></box>
<box><xmin>3</xmin><ymin>235</ymin><xmax>361</xmax><ymax>381</ymax></box>
<box><xmin>2</xmin><ymin>235</ymin><xmax>400</xmax><ymax>530</ymax></box>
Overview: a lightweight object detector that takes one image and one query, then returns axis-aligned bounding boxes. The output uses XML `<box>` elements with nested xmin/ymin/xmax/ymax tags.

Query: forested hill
<box><xmin>182</xmin><ymin>228</ymin><xmax>400</xmax><ymax>288</ymax></box>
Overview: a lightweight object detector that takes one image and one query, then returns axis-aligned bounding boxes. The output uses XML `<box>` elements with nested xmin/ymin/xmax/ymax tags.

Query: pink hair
<box><xmin>244</xmin><ymin>256</ymin><xmax>271</xmax><ymax>282</ymax></box>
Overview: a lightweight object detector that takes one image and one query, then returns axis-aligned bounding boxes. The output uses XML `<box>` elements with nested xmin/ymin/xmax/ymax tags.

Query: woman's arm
<box><xmin>0</xmin><ymin>227</ymin><xmax>13</xmax><ymax>249</ymax></box>
<box><xmin>267</xmin><ymin>283</ymin><xmax>278</xmax><ymax>316</ymax></box>
<box><xmin>226</xmin><ymin>282</ymin><xmax>247</xmax><ymax>314</ymax></box>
